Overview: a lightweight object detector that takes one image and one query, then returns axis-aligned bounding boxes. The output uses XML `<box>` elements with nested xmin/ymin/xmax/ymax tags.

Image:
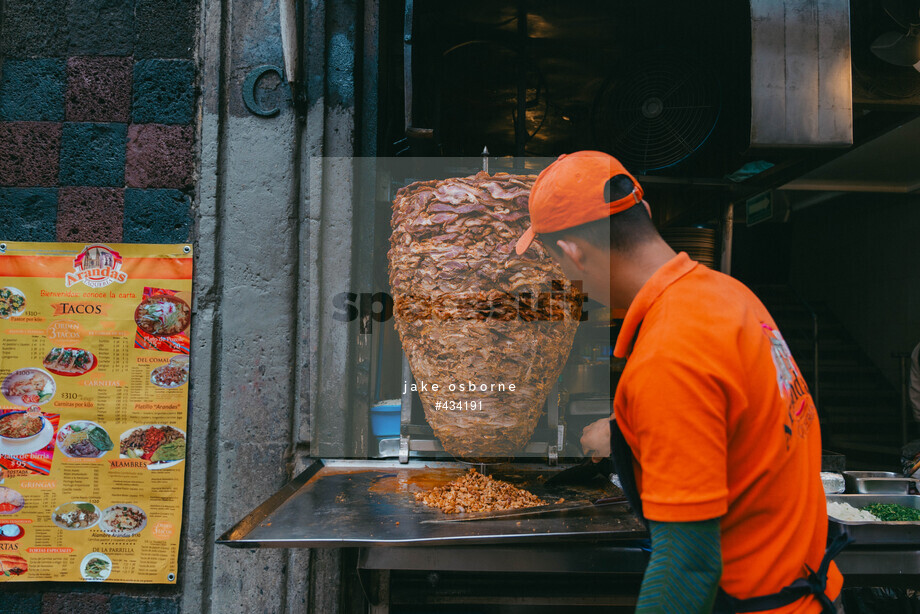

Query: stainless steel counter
<box><xmin>218</xmin><ymin>459</ymin><xmax>647</xmax><ymax>548</ymax></box>
<box><xmin>217</xmin><ymin>459</ymin><xmax>920</xmax><ymax>613</ymax></box>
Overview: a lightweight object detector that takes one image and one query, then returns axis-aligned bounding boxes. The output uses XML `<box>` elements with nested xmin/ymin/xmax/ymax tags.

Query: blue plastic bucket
<box><xmin>370</xmin><ymin>400</ymin><xmax>401</xmax><ymax>437</ymax></box>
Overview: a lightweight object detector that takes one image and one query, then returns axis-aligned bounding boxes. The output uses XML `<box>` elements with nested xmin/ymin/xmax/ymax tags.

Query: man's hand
<box><xmin>580</xmin><ymin>417</ymin><xmax>611</xmax><ymax>462</ymax></box>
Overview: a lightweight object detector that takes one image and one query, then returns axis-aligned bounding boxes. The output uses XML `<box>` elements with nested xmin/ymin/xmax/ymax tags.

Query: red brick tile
<box><xmin>66</xmin><ymin>56</ymin><xmax>132</xmax><ymax>123</ymax></box>
<box><xmin>42</xmin><ymin>593</ymin><xmax>110</xmax><ymax>614</ymax></box>
<box><xmin>56</xmin><ymin>187</ymin><xmax>124</xmax><ymax>242</ymax></box>
<box><xmin>0</xmin><ymin>122</ymin><xmax>61</xmax><ymax>186</ymax></box>
<box><xmin>125</xmin><ymin>124</ymin><xmax>193</xmax><ymax>189</ymax></box>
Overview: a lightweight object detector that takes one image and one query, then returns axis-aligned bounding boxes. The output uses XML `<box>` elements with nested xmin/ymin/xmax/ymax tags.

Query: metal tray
<box><xmin>827</xmin><ymin>494</ymin><xmax>920</xmax><ymax>545</ymax></box>
<box><xmin>844</xmin><ymin>471</ymin><xmax>901</xmax><ymax>479</ymax></box>
<box><xmin>848</xmin><ymin>478</ymin><xmax>916</xmax><ymax>495</ymax></box>
<box><xmin>842</xmin><ymin>471</ymin><xmax>916</xmax><ymax>494</ymax></box>
<box><xmin>217</xmin><ymin>459</ymin><xmax>647</xmax><ymax>548</ymax></box>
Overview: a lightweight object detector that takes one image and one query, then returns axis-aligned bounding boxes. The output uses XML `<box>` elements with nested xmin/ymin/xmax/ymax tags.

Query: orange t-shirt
<box><xmin>612</xmin><ymin>253</ymin><xmax>842</xmax><ymax>613</ymax></box>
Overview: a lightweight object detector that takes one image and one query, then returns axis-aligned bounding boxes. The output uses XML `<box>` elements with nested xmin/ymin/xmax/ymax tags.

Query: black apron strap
<box><xmin>609</xmin><ymin>417</ymin><xmax>646</xmax><ymax>527</ymax></box>
<box><xmin>713</xmin><ymin>532</ymin><xmax>852</xmax><ymax>614</ymax></box>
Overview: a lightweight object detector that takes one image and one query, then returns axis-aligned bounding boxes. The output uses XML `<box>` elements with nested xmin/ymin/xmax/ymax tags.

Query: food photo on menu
<box><xmin>0</xmin><ymin>553</ymin><xmax>28</xmax><ymax>578</ymax></box>
<box><xmin>134</xmin><ymin>287</ymin><xmax>192</xmax><ymax>354</ymax></box>
<box><xmin>0</xmin><ymin>410</ymin><xmax>46</xmax><ymax>441</ymax></box>
<box><xmin>51</xmin><ymin>502</ymin><xmax>101</xmax><ymax>530</ymax></box>
<box><xmin>42</xmin><ymin>347</ymin><xmax>97</xmax><ymax>376</ymax></box>
<box><xmin>55</xmin><ymin>421</ymin><xmax>114</xmax><ymax>458</ymax></box>
<box><xmin>0</xmin><ymin>408</ymin><xmax>60</xmax><ymax>474</ymax></box>
<box><xmin>0</xmin><ymin>287</ymin><xmax>26</xmax><ymax>319</ymax></box>
<box><xmin>150</xmin><ymin>355</ymin><xmax>189</xmax><ymax>389</ymax></box>
<box><xmin>120</xmin><ymin>425</ymin><xmax>186</xmax><ymax>467</ymax></box>
<box><xmin>0</xmin><ymin>522</ymin><xmax>24</xmax><ymax>541</ymax></box>
<box><xmin>1</xmin><ymin>367</ymin><xmax>56</xmax><ymax>406</ymax></box>
<box><xmin>80</xmin><ymin>552</ymin><xmax>112</xmax><ymax>581</ymax></box>
<box><xmin>0</xmin><ymin>487</ymin><xmax>25</xmax><ymax>515</ymax></box>
<box><xmin>98</xmin><ymin>504</ymin><xmax>147</xmax><ymax>537</ymax></box>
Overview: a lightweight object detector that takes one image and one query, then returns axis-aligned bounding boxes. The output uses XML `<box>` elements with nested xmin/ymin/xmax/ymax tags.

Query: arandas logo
<box><xmin>64</xmin><ymin>244</ymin><xmax>128</xmax><ymax>289</ymax></box>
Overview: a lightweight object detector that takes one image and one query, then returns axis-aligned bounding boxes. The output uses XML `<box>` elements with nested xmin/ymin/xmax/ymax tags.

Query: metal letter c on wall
<box><xmin>243</xmin><ymin>65</ymin><xmax>286</xmax><ymax>117</ymax></box>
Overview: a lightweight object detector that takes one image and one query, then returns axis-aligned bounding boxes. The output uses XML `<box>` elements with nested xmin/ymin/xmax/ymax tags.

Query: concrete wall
<box><xmin>197</xmin><ymin>0</ymin><xmax>372</xmax><ymax>612</ymax></box>
<box><xmin>192</xmin><ymin>0</ymin><xmax>305</xmax><ymax>612</ymax></box>
<box><xmin>789</xmin><ymin>193</ymin><xmax>920</xmax><ymax>387</ymax></box>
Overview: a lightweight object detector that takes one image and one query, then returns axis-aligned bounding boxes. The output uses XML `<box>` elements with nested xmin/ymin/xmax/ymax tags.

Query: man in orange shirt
<box><xmin>515</xmin><ymin>151</ymin><xmax>846</xmax><ymax>613</ymax></box>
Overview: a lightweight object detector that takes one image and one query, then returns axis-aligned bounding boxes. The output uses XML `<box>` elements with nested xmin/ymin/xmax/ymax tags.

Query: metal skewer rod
<box><xmin>481</xmin><ymin>146</ymin><xmax>489</xmax><ymax>174</ymax></box>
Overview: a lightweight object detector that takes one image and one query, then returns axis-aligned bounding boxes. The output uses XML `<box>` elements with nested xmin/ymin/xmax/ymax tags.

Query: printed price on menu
<box><xmin>0</xmin><ymin>242</ymin><xmax>192</xmax><ymax>584</ymax></box>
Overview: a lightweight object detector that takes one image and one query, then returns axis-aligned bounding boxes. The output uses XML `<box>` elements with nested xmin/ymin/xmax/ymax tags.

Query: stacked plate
<box><xmin>660</xmin><ymin>227</ymin><xmax>719</xmax><ymax>269</ymax></box>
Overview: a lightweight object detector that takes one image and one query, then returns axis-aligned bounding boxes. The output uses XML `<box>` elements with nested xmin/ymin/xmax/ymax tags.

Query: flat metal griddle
<box><xmin>218</xmin><ymin>459</ymin><xmax>647</xmax><ymax>548</ymax></box>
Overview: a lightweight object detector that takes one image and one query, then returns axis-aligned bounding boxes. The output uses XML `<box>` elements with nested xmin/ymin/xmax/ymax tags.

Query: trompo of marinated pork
<box><xmin>389</xmin><ymin>172</ymin><xmax>581</xmax><ymax>460</ymax></box>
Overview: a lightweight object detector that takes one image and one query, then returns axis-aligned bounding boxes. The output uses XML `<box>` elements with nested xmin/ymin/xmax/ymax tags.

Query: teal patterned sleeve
<box><xmin>635</xmin><ymin>518</ymin><xmax>723</xmax><ymax>614</ymax></box>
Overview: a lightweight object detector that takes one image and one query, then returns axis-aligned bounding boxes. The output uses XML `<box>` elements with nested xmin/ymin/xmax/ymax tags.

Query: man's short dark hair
<box><xmin>538</xmin><ymin>202</ymin><xmax>658</xmax><ymax>254</ymax></box>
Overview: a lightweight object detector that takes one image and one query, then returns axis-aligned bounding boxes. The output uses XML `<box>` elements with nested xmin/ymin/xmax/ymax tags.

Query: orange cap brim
<box><xmin>515</xmin><ymin>226</ymin><xmax>537</xmax><ymax>255</ymax></box>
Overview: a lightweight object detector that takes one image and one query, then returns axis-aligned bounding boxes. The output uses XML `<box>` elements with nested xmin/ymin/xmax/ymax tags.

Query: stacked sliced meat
<box><xmin>415</xmin><ymin>469</ymin><xmax>546</xmax><ymax>514</ymax></box>
<box><xmin>389</xmin><ymin>172</ymin><xmax>581</xmax><ymax>460</ymax></box>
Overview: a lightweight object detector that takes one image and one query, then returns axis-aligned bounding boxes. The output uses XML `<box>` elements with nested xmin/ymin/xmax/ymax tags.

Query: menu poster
<box><xmin>0</xmin><ymin>242</ymin><xmax>192</xmax><ymax>584</ymax></box>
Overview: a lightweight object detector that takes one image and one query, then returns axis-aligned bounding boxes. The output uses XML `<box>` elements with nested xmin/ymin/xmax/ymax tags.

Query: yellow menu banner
<box><xmin>0</xmin><ymin>242</ymin><xmax>192</xmax><ymax>584</ymax></box>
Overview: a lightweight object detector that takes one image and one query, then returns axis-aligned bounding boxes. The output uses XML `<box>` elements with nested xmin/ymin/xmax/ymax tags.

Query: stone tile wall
<box><xmin>0</xmin><ymin>0</ymin><xmax>196</xmax><ymax>247</ymax></box>
<box><xmin>0</xmin><ymin>1</ymin><xmax>197</xmax><ymax>611</ymax></box>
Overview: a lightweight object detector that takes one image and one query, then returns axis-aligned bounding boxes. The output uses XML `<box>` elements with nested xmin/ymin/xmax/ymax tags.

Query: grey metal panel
<box><xmin>835</xmin><ymin>548</ymin><xmax>920</xmax><ymax>576</ymax></box>
<box><xmin>816</xmin><ymin>0</ymin><xmax>853</xmax><ymax>142</ymax></box>
<box><xmin>751</xmin><ymin>0</ymin><xmax>787</xmax><ymax>144</ymax></box>
<box><xmin>403</xmin><ymin>0</ymin><xmax>414</xmax><ymax>132</ymax></box>
<box><xmin>784</xmin><ymin>0</ymin><xmax>819</xmax><ymax>143</ymax></box>
<box><xmin>309</xmin><ymin>0</ymin><xmax>362</xmax><ymax>456</ymax></box>
<box><xmin>781</xmin><ymin>116</ymin><xmax>920</xmax><ymax>192</ymax></box>
<box><xmin>358</xmin><ymin>544</ymin><xmax>650</xmax><ymax>574</ymax></box>
<box><xmin>750</xmin><ymin>0</ymin><xmax>852</xmax><ymax>147</ymax></box>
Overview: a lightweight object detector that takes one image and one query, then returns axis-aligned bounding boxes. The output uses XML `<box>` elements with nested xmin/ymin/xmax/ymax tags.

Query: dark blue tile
<box><xmin>110</xmin><ymin>596</ymin><xmax>180</xmax><ymax>614</ymax></box>
<box><xmin>59</xmin><ymin>122</ymin><xmax>127</xmax><ymax>186</ymax></box>
<box><xmin>41</xmin><ymin>592</ymin><xmax>110</xmax><ymax>614</ymax></box>
<box><xmin>132</xmin><ymin>60</ymin><xmax>196</xmax><ymax>124</ymax></box>
<box><xmin>124</xmin><ymin>189</ymin><xmax>191</xmax><ymax>242</ymax></box>
<box><xmin>0</xmin><ymin>592</ymin><xmax>43</xmax><ymax>614</ymax></box>
<box><xmin>0</xmin><ymin>59</ymin><xmax>66</xmax><ymax>121</ymax></box>
<box><xmin>0</xmin><ymin>188</ymin><xmax>57</xmax><ymax>241</ymax></box>
<box><xmin>0</xmin><ymin>0</ymin><xmax>69</xmax><ymax>57</ymax></box>
<box><xmin>67</xmin><ymin>0</ymin><xmax>134</xmax><ymax>56</ymax></box>
<box><xmin>135</xmin><ymin>0</ymin><xmax>196</xmax><ymax>59</ymax></box>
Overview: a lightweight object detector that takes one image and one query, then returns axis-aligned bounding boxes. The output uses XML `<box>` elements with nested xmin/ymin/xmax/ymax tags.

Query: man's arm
<box><xmin>635</xmin><ymin>518</ymin><xmax>722</xmax><ymax>614</ymax></box>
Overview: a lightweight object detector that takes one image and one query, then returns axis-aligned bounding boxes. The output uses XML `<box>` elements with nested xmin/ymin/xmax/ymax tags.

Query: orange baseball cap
<box><xmin>515</xmin><ymin>151</ymin><xmax>644</xmax><ymax>255</ymax></box>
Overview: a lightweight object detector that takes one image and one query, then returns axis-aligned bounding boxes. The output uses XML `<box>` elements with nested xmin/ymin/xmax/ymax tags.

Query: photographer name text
<box><xmin>403</xmin><ymin>380</ymin><xmax>516</xmax><ymax>394</ymax></box>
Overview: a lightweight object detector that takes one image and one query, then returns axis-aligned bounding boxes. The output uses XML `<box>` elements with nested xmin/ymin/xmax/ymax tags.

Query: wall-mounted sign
<box><xmin>0</xmin><ymin>242</ymin><xmax>192</xmax><ymax>585</ymax></box>
<box><xmin>745</xmin><ymin>192</ymin><xmax>774</xmax><ymax>226</ymax></box>
<box><xmin>242</xmin><ymin>65</ymin><xmax>288</xmax><ymax>117</ymax></box>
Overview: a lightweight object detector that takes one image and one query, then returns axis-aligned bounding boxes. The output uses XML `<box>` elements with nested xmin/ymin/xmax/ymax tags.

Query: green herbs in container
<box><xmin>863</xmin><ymin>503</ymin><xmax>920</xmax><ymax>522</ymax></box>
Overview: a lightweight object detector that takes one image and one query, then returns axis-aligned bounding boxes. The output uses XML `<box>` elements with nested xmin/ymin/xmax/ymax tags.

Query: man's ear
<box><xmin>556</xmin><ymin>239</ymin><xmax>586</xmax><ymax>272</ymax></box>
<box><xmin>642</xmin><ymin>200</ymin><xmax>652</xmax><ymax>218</ymax></box>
